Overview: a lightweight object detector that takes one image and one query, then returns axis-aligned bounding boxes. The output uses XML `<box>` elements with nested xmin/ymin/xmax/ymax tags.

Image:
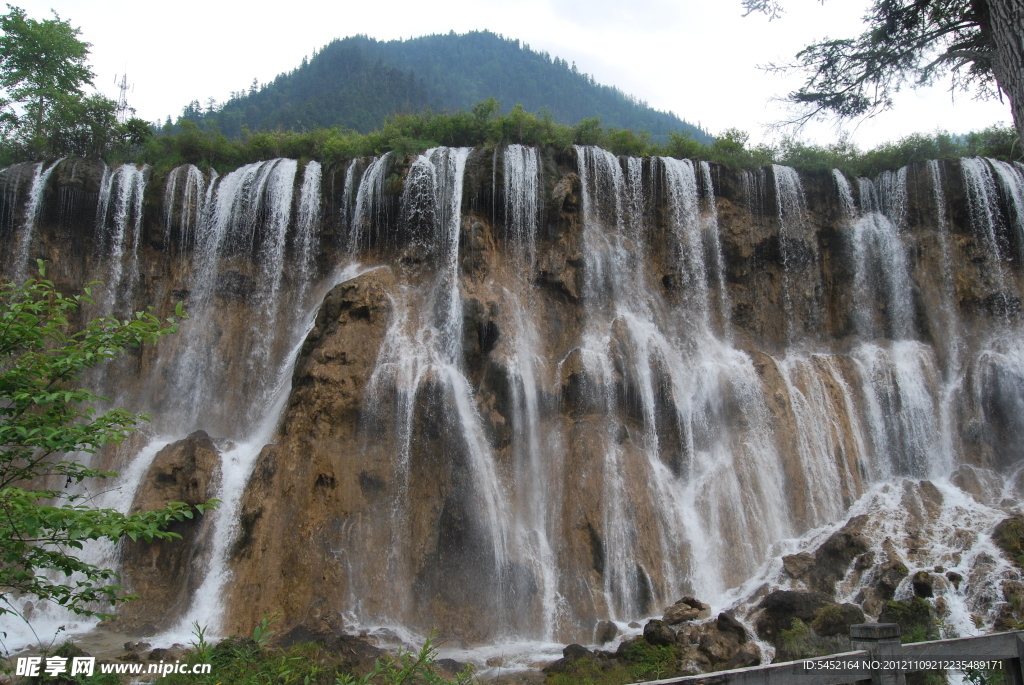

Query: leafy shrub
<box><xmin>879</xmin><ymin>598</ymin><xmax>938</xmax><ymax>643</ymax></box>
<box><xmin>993</xmin><ymin>516</ymin><xmax>1024</xmax><ymax>569</ymax></box>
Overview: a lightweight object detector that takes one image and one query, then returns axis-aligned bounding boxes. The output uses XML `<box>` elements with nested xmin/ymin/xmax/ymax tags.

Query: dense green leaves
<box><xmin>0</xmin><ymin>5</ymin><xmax>93</xmax><ymax>132</ymax></box>
<box><xmin>138</xmin><ymin>98</ymin><xmax>1020</xmax><ymax>178</ymax></box>
<box><xmin>0</xmin><ymin>263</ymin><xmax>212</xmax><ymax>621</ymax></box>
<box><xmin>0</xmin><ymin>5</ymin><xmax>153</xmax><ymax>163</ymax></box>
<box><xmin>743</xmin><ymin>0</ymin><xmax>1013</xmax><ymax>132</ymax></box>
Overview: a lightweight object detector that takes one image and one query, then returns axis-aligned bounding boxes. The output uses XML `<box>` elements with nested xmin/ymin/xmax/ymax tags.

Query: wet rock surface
<box><xmin>6</xmin><ymin>152</ymin><xmax>1024</xmax><ymax>666</ymax></box>
<box><xmin>116</xmin><ymin>431</ymin><xmax>221</xmax><ymax>633</ymax></box>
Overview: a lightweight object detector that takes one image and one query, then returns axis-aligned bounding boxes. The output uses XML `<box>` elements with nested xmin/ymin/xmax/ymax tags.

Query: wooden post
<box><xmin>850</xmin><ymin>623</ymin><xmax>906</xmax><ymax>685</ymax></box>
<box><xmin>1004</xmin><ymin>633</ymin><xmax>1024</xmax><ymax>685</ymax></box>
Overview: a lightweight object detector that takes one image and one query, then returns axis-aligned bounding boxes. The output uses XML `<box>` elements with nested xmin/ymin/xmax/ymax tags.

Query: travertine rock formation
<box><xmin>3</xmin><ymin>149</ymin><xmax>1024</xmax><ymax>652</ymax></box>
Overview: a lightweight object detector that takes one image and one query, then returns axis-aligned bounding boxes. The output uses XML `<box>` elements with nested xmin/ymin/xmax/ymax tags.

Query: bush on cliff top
<box><xmin>131</xmin><ymin>99</ymin><xmax>1020</xmax><ymax>178</ymax></box>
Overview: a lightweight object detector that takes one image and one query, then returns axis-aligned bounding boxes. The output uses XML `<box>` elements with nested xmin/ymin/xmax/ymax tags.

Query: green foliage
<box><xmin>0</xmin><ymin>5</ymin><xmax>92</xmax><ymax>142</ymax></box>
<box><xmin>879</xmin><ymin>598</ymin><xmax>938</xmax><ymax>643</ymax></box>
<box><xmin>158</xmin><ymin>632</ymin><xmax>473</xmax><ymax>685</ymax></box>
<box><xmin>775</xmin><ymin>618</ymin><xmax>852</xmax><ymax>662</ymax></box>
<box><xmin>778</xmin><ymin>618</ymin><xmax>814</xmax><ymax>659</ymax></box>
<box><xmin>992</xmin><ymin>515</ymin><xmax>1024</xmax><ymax>569</ymax></box>
<box><xmin>335</xmin><ymin>638</ymin><xmax>474</xmax><ymax>685</ymax></box>
<box><xmin>190</xmin><ymin>621</ymin><xmax>213</xmax><ymax>663</ymax></box>
<box><xmin>743</xmin><ymin>1</ymin><xmax>1005</xmax><ymax>127</ymax></box>
<box><xmin>252</xmin><ymin>612</ymin><xmax>281</xmax><ymax>648</ymax></box>
<box><xmin>0</xmin><ymin>6</ymin><xmax>153</xmax><ymax>164</ymax></box>
<box><xmin>964</xmin><ymin>666</ymin><xmax>1007</xmax><ymax>685</ymax></box>
<box><xmin>143</xmin><ymin>96</ymin><xmax>1020</xmax><ymax>179</ymax></box>
<box><xmin>545</xmin><ymin>640</ymin><xmax>678</xmax><ymax>685</ymax></box>
<box><xmin>616</xmin><ymin>639</ymin><xmax>677</xmax><ymax>682</ymax></box>
<box><xmin>183</xmin><ymin>32</ymin><xmax>710</xmax><ymax>144</ymax></box>
<box><xmin>0</xmin><ymin>263</ymin><xmax>212</xmax><ymax>622</ymax></box>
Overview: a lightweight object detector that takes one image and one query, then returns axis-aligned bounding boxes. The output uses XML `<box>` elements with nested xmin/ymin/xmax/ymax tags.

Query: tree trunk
<box><xmin>985</xmin><ymin>0</ymin><xmax>1024</xmax><ymax>145</ymax></box>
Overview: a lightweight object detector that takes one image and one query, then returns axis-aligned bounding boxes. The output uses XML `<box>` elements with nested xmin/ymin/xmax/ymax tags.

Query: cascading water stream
<box><xmin>159</xmin><ymin>159</ymin><xmax>300</xmax><ymax>434</ymax></box>
<box><xmin>167</xmin><ymin>262</ymin><xmax>362</xmax><ymax>639</ymax></box>
<box><xmin>850</xmin><ymin>174</ymin><xmax>914</xmax><ymax>340</ymax></box>
<box><xmin>8</xmin><ymin>144</ymin><xmax>1024</xmax><ymax>659</ymax></box>
<box><xmin>12</xmin><ymin>157</ymin><xmax>65</xmax><ymax>284</ymax></box>
<box><xmin>700</xmin><ymin>161</ymin><xmax>731</xmax><ymax>336</ymax></box>
<box><xmin>163</xmin><ymin>164</ymin><xmax>208</xmax><ymax>252</ymax></box>
<box><xmin>350</xmin><ymin>153</ymin><xmax>391</xmax><ymax>254</ymax></box>
<box><xmin>96</xmin><ymin>164</ymin><xmax>148</xmax><ymax>315</ymax></box>
<box><xmin>354</xmin><ymin>147</ymin><xmax>518</xmax><ymax>632</ymax></box>
<box><xmin>662</xmin><ymin>157</ymin><xmax>713</xmax><ymax>332</ymax></box>
<box><xmin>772</xmin><ymin>164</ymin><xmax>820</xmax><ymax>344</ymax></box>
<box><xmin>962</xmin><ymin>158</ymin><xmax>1013</xmax><ymax>319</ymax></box>
<box><xmin>500</xmin><ymin>143</ymin><xmax>560</xmax><ymax>638</ymax></box>
<box><xmin>574</xmin><ymin>146</ymin><xmax>792</xmax><ymax>618</ymax></box>
<box><xmin>503</xmin><ymin>144</ymin><xmax>539</xmax><ymax>269</ymax></box>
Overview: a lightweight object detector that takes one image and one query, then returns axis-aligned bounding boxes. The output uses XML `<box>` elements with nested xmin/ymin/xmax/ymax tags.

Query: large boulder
<box><xmin>807</xmin><ymin>515</ymin><xmax>871</xmax><ymax>592</ymax></box>
<box><xmin>716</xmin><ymin>612</ymin><xmax>748</xmax><ymax>643</ymax></box>
<box><xmin>878</xmin><ymin>598</ymin><xmax>938</xmax><ymax>642</ymax></box>
<box><xmin>595</xmin><ymin>620</ymin><xmax>618</xmax><ymax>644</ymax></box>
<box><xmin>875</xmin><ymin>541</ymin><xmax>911</xmax><ymax>600</ymax></box>
<box><xmin>117</xmin><ymin>431</ymin><xmax>221</xmax><ymax>633</ymax></box>
<box><xmin>810</xmin><ymin>603</ymin><xmax>866</xmax><ymax>637</ymax></box>
<box><xmin>911</xmin><ymin>571</ymin><xmax>935</xmax><ymax>598</ymax></box>
<box><xmin>755</xmin><ymin>590</ymin><xmax>833</xmax><ymax>642</ymax></box>
<box><xmin>782</xmin><ymin>552</ymin><xmax>815</xmax><ymax>579</ymax></box>
<box><xmin>644</xmin><ymin>619</ymin><xmax>676</xmax><ymax>647</ymax></box>
<box><xmin>663</xmin><ymin>596</ymin><xmax>713</xmax><ymax>625</ymax></box>
<box><xmin>993</xmin><ymin>516</ymin><xmax>1024</xmax><ymax>568</ymax></box>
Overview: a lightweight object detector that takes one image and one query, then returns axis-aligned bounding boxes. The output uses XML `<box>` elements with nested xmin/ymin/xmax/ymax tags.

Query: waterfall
<box><xmin>776</xmin><ymin>354</ymin><xmax>863</xmax><ymax>525</ymax></box>
<box><xmin>848</xmin><ymin>199</ymin><xmax>914</xmax><ymax>339</ymax></box>
<box><xmin>163</xmin><ymin>164</ymin><xmax>208</xmax><ymax>252</ymax></box>
<box><xmin>833</xmin><ymin>169</ymin><xmax>856</xmax><ymax>217</ymax></box>
<box><xmin>95</xmin><ymin>163</ymin><xmax>148</xmax><ymax>315</ymax></box>
<box><xmin>962</xmin><ymin>158</ymin><xmax>1012</xmax><ymax>317</ymax></box>
<box><xmin>169</xmin><ymin>264</ymin><xmax>361</xmax><ymax>638</ymax></box>
<box><xmin>8</xmin><ymin>144</ymin><xmax>1024</xmax><ymax>656</ymax></box>
<box><xmin>294</xmin><ymin>160</ymin><xmax>323</xmax><ymax>307</ymax></box>
<box><xmin>700</xmin><ymin>161</ymin><xmax>730</xmax><ymax>334</ymax></box>
<box><xmin>12</xmin><ymin>157</ymin><xmax>65</xmax><ymax>284</ymax></box>
<box><xmin>503</xmin><ymin>144</ymin><xmax>539</xmax><ymax>268</ymax></box>
<box><xmin>352</xmin><ymin>147</ymin><xmax>519</xmax><ymax>630</ymax></box>
<box><xmin>350</xmin><ymin>153</ymin><xmax>391</xmax><ymax>253</ymax></box>
<box><xmin>988</xmin><ymin>159</ymin><xmax>1024</xmax><ymax>262</ymax></box>
<box><xmin>158</xmin><ymin>159</ymin><xmax>302</xmax><ymax>435</ymax></box>
<box><xmin>772</xmin><ymin>164</ymin><xmax>821</xmax><ymax>343</ymax></box>
<box><xmin>855</xmin><ymin>341</ymin><xmax>950</xmax><ymax>479</ymax></box>
<box><xmin>662</xmin><ymin>157</ymin><xmax>713</xmax><ymax>330</ymax></box>
<box><xmin>573</xmin><ymin>146</ymin><xmax>791</xmax><ymax>618</ymax></box>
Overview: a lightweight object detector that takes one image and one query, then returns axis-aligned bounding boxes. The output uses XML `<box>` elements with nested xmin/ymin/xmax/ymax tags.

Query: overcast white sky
<box><xmin>21</xmin><ymin>0</ymin><xmax>1014</xmax><ymax>149</ymax></box>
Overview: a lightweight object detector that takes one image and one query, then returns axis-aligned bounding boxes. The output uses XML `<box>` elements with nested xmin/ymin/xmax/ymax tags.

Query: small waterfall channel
<box><xmin>3</xmin><ymin>150</ymin><xmax>1024</xmax><ymax>664</ymax></box>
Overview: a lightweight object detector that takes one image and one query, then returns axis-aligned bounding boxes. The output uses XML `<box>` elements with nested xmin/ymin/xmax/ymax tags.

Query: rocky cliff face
<box><xmin>2</xmin><ymin>148</ymin><xmax>1024</xmax><ymax>651</ymax></box>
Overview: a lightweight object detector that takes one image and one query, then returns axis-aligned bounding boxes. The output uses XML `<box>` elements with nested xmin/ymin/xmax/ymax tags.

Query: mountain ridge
<box><xmin>182</xmin><ymin>31</ymin><xmax>711</xmax><ymax>143</ymax></box>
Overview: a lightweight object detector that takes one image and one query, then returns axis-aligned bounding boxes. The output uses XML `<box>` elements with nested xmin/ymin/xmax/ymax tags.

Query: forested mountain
<box><xmin>183</xmin><ymin>31</ymin><xmax>710</xmax><ymax>143</ymax></box>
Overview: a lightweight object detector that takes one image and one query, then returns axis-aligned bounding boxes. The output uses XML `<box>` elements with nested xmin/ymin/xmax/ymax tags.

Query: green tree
<box><xmin>0</xmin><ymin>263</ymin><xmax>213</xmax><ymax>622</ymax></box>
<box><xmin>0</xmin><ymin>5</ymin><xmax>93</xmax><ymax>149</ymax></box>
<box><xmin>744</xmin><ymin>0</ymin><xmax>1024</xmax><ymax>146</ymax></box>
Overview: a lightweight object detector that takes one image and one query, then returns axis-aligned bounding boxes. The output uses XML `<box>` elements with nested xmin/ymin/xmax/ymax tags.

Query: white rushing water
<box><xmin>11</xmin><ymin>157</ymin><xmax>65</xmax><ymax>284</ymax></box>
<box><xmin>96</xmin><ymin>164</ymin><xmax>148</xmax><ymax>315</ymax></box>
<box><xmin>163</xmin><ymin>164</ymin><xmax>208</xmax><ymax>252</ymax></box>
<box><xmin>6</xmin><ymin>147</ymin><xmax>1024</xmax><ymax>661</ymax></box>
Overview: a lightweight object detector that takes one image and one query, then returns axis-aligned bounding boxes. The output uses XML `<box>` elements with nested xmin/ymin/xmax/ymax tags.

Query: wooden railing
<box><xmin>636</xmin><ymin>624</ymin><xmax>1024</xmax><ymax>685</ymax></box>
